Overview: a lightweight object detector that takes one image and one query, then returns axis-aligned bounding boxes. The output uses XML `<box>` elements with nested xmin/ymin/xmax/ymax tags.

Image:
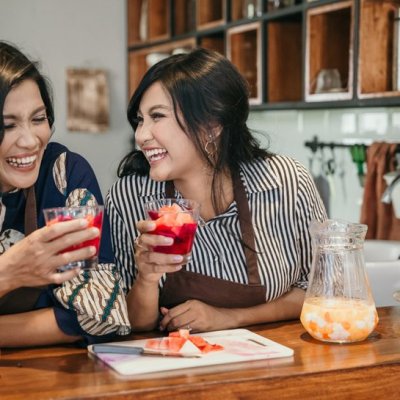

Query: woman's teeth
<box><xmin>7</xmin><ymin>155</ymin><xmax>37</xmax><ymax>168</ymax></box>
<box><xmin>145</xmin><ymin>148</ymin><xmax>167</xmax><ymax>161</ymax></box>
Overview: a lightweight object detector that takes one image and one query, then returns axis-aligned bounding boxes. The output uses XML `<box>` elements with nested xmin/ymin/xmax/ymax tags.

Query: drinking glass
<box><xmin>144</xmin><ymin>198</ymin><xmax>200</xmax><ymax>262</ymax></box>
<box><xmin>43</xmin><ymin>205</ymin><xmax>104</xmax><ymax>271</ymax></box>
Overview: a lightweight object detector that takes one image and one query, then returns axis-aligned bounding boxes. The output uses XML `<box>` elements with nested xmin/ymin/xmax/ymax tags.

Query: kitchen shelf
<box><xmin>127</xmin><ymin>0</ymin><xmax>400</xmax><ymax>110</ymax></box>
<box><xmin>305</xmin><ymin>1</ymin><xmax>353</xmax><ymax>102</ymax></box>
<box><xmin>358</xmin><ymin>0</ymin><xmax>400</xmax><ymax>98</ymax></box>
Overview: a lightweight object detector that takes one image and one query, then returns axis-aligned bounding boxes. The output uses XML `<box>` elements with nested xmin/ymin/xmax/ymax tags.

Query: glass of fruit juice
<box><xmin>144</xmin><ymin>198</ymin><xmax>200</xmax><ymax>262</ymax></box>
<box><xmin>43</xmin><ymin>205</ymin><xmax>104</xmax><ymax>271</ymax></box>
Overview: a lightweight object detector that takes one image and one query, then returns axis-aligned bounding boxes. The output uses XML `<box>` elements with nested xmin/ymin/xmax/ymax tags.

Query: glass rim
<box><xmin>43</xmin><ymin>205</ymin><xmax>104</xmax><ymax>213</ymax></box>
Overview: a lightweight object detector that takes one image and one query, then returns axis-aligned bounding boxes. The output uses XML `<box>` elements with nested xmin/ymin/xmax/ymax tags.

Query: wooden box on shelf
<box><xmin>127</xmin><ymin>0</ymin><xmax>170</xmax><ymax>46</ymax></box>
<box><xmin>305</xmin><ymin>0</ymin><xmax>354</xmax><ymax>102</ymax></box>
<box><xmin>231</xmin><ymin>0</ymin><xmax>263</xmax><ymax>21</ymax></box>
<box><xmin>128</xmin><ymin>38</ymin><xmax>196</xmax><ymax>98</ymax></box>
<box><xmin>199</xmin><ymin>33</ymin><xmax>225</xmax><ymax>55</ymax></box>
<box><xmin>267</xmin><ymin>14</ymin><xmax>303</xmax><ymax>103</ymax></box>
<box><xmin>227</xmin><ymin>22</ymin><xmax>262</xmax><ymax>104</ymax></box>
<box><xmin>358</xmin><ymin>0</ymin><xmax>400</xmax><ymax>98</ymax></box>
<box><xmin>196</xmin><ymin>0</ymin><xmax>226</xmax><ymax>30</ymax></box>
<box><xmin>174</xmin><ymin>0</ymin><xmax>196</xmax><ymax>36</ymax></box>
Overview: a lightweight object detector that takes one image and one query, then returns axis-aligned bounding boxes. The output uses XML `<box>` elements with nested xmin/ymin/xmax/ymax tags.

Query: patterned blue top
<box><xmin>0</xmin><ymin>142</ymin><xmax>130</xmax><ymax>344</ymax></box>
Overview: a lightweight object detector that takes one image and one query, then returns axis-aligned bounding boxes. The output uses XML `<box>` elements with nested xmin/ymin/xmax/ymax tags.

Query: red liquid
<box><xmin>47</xmin><ymin>212</ymin><xmax>103</xmax><ymax>254</ymax></box>
<box><xmin>148</xmin><ymin>210</ymin><xmax>197</xmax><ymax>255</ymax></box>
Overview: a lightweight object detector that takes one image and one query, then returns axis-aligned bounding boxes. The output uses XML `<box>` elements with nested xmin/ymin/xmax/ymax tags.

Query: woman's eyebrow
<box><xmin>3</xmin><ymin>105</ymin><xmax>47</xmax><ymax>120</ymax></box>
<box><xmin>147</xmin><ymin>104</ymin><xmax>170</xmax><ymax>113</ymax></box>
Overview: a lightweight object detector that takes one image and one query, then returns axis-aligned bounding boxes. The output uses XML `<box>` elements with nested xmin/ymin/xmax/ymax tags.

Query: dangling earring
<box><xmin>204</xmin><ymin>134</ymin><xmax>218</xmax><ymax>164</ymax></box>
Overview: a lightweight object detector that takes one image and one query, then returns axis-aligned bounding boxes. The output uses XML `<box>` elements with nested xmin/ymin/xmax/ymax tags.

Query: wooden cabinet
<box><xmin>127</xmin><ymin>0</ymin><xmax>400</xmax><ymax>109</ymax></box>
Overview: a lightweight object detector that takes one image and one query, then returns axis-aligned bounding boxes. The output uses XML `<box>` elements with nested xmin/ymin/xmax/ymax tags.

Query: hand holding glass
<box><xmin>43</xmin><ymin>205</ymin><xmax>104</xmax><ymax>271</ymax></box>
<box><xmin>144</xmin><ymin>199</ymin><xmax>200</xmax><ymax>262</ymax></box>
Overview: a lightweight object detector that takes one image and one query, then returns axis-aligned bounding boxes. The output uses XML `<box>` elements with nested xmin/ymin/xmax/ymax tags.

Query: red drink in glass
<box><xmin>43</xmin><ymin>205</ymin><xmax>104</xmax><ymax>270</ymax></box>
<box><xmin>145</xmin><ymin>199</ymin><xmax>200</xmax><ymax>262</ymax></box>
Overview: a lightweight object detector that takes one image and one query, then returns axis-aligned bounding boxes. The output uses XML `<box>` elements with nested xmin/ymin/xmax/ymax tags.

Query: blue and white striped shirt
<box><xmin>106</xmin><ymin>155</ymin><xmax>327</xmax><ymax>302</ymax></box>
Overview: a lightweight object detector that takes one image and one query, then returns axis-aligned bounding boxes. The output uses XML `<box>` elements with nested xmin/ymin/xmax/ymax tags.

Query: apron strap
<box><xmin>232</xmin><ymin>170</ymin><xmax>261</xmax><ymax>285</ymax></box>
<box><xmin>164</xmin><ymin>172</ymin><xmax>261</xmax><ymax>285</ymax></box>
<box><xmin>0</xmin><ymin>186</ymin><xmax>42</xmax><ymax>315</ymax></box>
<box><xmin>24</xmin><ymin>185</ymin><xmax>38</xmax><ymax>234</ymax></box>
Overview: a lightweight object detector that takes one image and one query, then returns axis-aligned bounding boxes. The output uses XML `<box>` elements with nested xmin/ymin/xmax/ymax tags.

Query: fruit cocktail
<box><xmin>300</xmin><ymin>297</ymin><xmax>378</xmax><ymax>343</ymax></box>
<box><xmin>144</xmin><ymin>199</ymin><xmax>200</xmax><ymax>262</ymax></box>
<box><xmin>43</xmin><ymin>205</ymin><xmax>104</xmax><ymax>271</ymax></box>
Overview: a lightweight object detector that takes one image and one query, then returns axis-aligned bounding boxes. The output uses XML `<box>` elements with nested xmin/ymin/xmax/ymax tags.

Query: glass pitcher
<box><xmin>300</xmin><ymin>219</ymin><xmax>378</xmax><ymax>344</ymax></box>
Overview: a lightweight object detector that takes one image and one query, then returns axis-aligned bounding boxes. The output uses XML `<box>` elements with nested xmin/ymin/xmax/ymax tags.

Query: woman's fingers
<box><xmin>39</xmin><ymin>218</ymin><xmax>89</xmax><ymax>241</ymax></box>
<box><xmin>49</xmin><ymin>268</ymin><xmax>81</xmax><ymax>285</ymax></box>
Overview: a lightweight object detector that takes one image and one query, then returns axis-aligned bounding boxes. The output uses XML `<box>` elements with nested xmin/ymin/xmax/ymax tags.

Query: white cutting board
<box><xmin>88</xmin><ymin>329</ymin><xmax>294</xmax><ymax>376</ymax></box>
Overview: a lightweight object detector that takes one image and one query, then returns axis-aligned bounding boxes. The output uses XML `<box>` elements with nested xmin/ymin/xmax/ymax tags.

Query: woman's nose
<box><xmin>16</xmin><ymin>124</ymin><xmax>39</xmax><ymax>147</ymax></box>
<box><xmin>135</xmin><ymin>121</ymin><xmax>152</xmax><ymax>145</ymax></box>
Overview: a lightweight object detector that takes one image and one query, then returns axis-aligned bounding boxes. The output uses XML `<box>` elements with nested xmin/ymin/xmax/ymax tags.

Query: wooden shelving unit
<box><xmin>305</xmin><ymin>1</ymin><xmax>353</xmax><ymax>102</ymax></box>
<box><xmin>127</xmin><ymin>0</ymin><xmax>400</xmax><ymax>109</ymax></box>
<box><xmin>358</xmin><ymin>0</ymin><xmax>400</xmax><ymax>98</ymax></box>
<box><xmin>227</xmin><ymin>22</ymin><xmax>262</xmax><ymax>104</ymax></box>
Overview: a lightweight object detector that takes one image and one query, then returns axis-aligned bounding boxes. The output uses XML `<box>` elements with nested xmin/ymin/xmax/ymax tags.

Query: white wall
<box><xmin>249</xmin><ymin>107</ymin><xmax>400</xmax><ymax>222</ymax></box>
<box><xmin>0</xmin><ymin>0</ymin><xmax>132</xmax><ymax>197</ymax></box>
<box><xmin>1</xmin><ymin>0</ymin><xmax>399</xmax><ymax>222</ymax></box>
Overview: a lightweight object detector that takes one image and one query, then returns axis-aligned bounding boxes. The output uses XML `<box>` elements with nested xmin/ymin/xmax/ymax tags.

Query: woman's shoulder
<box><xmin>108</xmin><ymin>173</ymin><xmax>165</xmax><ymax>199</ymax></box>
<box><xmin>242</xmin><ymin>154</ymin><xmax>308</xmax><ymax>177</ymax></box>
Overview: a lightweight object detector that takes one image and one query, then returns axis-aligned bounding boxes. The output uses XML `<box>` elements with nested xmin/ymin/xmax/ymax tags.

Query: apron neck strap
<box><xmin>232</xmin><ymin>170</ymin><xmax>260</xmax><ymax>284</ymax></box>
<box><xmin>165</xmin><ymin>174</ymin><xmax>261</xmax><ymax>285</ymax></box>
<box><xmin>24</xmin><ymin>186</ymin><xmax>38</xmax><ymax>235</ymax></box>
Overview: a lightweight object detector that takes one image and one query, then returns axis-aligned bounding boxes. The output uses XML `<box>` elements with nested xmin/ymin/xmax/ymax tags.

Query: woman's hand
<box><xmin>134</xmin><ymin>219</ymin><xmax>185</xmax><ymax>285</ymax></box>
<box><xmin>0</xmin><ymin>218</ymin><xmax>99</xmax><ymax>294</ymax></box>
<box><xmin>159</xmin><ymin>301</ymin><xmax>235</xmax><ymax>333</ymax></box>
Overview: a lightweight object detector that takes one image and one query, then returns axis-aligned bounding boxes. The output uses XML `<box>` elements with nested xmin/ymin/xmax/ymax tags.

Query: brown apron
<box><xmin>0</xmin><ymin>186</ymin><xmax>46</xmax><ymax>315</ymax></box>
<box><xmin>159</xmin><ymin>171</ymin><xmax>266</xmax><ymax>309</ymax></box>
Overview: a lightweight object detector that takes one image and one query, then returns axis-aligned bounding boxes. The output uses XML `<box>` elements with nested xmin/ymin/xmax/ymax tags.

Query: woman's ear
<box><xmin>210</xmin><ymin>123</ymin><xmax>222</xmax><ymax>139</ymax></box>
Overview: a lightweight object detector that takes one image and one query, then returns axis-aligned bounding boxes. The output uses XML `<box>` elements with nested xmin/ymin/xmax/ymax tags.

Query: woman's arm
<box><xmin>159</xmin><ymin>287</ymin><xmax>305</xmax><ymax>332</ymax></box>
<box><xmin>0</xmin><ymin>308</ymin><xmax>81</xmax><ymax>347</ymax></box>
<box><xmin>126</xmin><ymin>220</ymin><xmax>184</xmax><ymax>331</ymax></box>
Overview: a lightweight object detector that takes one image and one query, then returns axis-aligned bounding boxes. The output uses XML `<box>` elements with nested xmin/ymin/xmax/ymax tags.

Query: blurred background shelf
<box><xmin>127</xmin><ymin>0</ymin><xmax>400</xmax><ymax>109</ymax></box>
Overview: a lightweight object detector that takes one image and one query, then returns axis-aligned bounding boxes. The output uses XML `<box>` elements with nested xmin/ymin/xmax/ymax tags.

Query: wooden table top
<box><xmin>1</xmin><ymin>306</ymin><xmax>399</xmax><ymax>400</ymax></box>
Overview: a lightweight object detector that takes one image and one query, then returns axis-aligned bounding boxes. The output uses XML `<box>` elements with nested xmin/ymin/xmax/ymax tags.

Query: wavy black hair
<box><xmin>0</xmin><ymin>41</ymin><xmax>54</xmax><ymax>144</ymax></box>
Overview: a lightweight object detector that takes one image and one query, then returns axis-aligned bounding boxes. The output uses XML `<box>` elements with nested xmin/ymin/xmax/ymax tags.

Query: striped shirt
<box><xmin>106</xmin><ymin>155</ymin><xmax>327</xmax><ymax>302</ymax></box>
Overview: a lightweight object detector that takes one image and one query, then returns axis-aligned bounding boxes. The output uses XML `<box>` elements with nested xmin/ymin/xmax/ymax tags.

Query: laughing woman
<box><xmin>0</xmin><ymin>41</ymin><xmax>130</xmax><ymax>347</ymax></box>
<box><xmin>107</xmin><ymin>48</ymin><xmax>327</xmax><ymax>333</ymax></box>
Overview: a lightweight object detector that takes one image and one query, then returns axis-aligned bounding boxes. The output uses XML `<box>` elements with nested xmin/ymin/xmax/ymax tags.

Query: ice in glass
<box><xmin>144</xmin><ymin>199</ymin><xmax>200</xmax><ymax>262</ymax></box>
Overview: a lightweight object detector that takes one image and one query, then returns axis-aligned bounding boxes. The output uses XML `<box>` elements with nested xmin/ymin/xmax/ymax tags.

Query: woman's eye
<box><xmin>150</xmin><ymin>112</ymin><xmax>164</xmax><ymax>121</ymax></box>
<box><xmin>133</xmin><ymin>115</ymin><xmax>143</xmax><ymax>125</ymax></box>
<box><xmin>32</xmin><ymin>115</ymin><xmax>48</xmax><ymax>124</ymax></box>
<box><xmin>3</xmin><ymin>123</ymin><xmax>16</xmax><ymax>130</ymax></box>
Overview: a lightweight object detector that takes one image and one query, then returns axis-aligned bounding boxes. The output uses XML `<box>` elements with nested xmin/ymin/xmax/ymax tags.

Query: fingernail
<box><xmin>148</xmin><ymin>222</ymin><xmax>156</xmax><ymax>230</ymax></box>
<box><xmin>162</xmin><ymin>236</ymin><xmax>174</xmax><ymax>245</ymax></box>
<box><xmin>172</xmin><ymin>255</ymin><xmax>183</xmax><ymax>262</ymax></box>
<box><xmin>79</xmin><ymin>219</ymin><xmax>89</xmax><ymax>227</ymax></box>
<box><xmin>89</xmin><ymin>246</ymin><xmax>97</xmax><ymax>254</ymax></box>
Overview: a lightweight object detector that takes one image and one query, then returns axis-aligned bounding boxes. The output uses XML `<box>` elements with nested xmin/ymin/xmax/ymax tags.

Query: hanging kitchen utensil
<box><xmin>350</xmin><ymin>144</ymin><xmax>366</xmax><ymax>187</ymax></box>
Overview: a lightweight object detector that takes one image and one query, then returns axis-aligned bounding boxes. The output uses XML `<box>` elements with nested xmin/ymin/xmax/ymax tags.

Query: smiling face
<box><xmin>0</xmin><ymin>79</ymin><xmax>51</xmax><ymax>192</ymax></box>
<box><xmin>135</xmin><ymin>82</ymin><xmax>206</xmax><ymax>184</ymax></box>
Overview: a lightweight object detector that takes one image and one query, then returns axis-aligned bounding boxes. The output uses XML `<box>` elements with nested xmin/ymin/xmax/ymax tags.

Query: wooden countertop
<box><xmin>1</xmin><ymin>306</ymin><xmax>399</xmax><ymax>399</ymax></box>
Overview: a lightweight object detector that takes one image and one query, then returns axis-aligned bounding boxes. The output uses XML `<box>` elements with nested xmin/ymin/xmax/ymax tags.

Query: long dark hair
<box><xmin>0</xmin><ymin>41</ymin><xmax>54</xmax><ymax>143</ymax></box>
<box><xmin>119</xmin><ymin>48</ymin><xmax>271</xmax><ymax>212</ymax></box>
